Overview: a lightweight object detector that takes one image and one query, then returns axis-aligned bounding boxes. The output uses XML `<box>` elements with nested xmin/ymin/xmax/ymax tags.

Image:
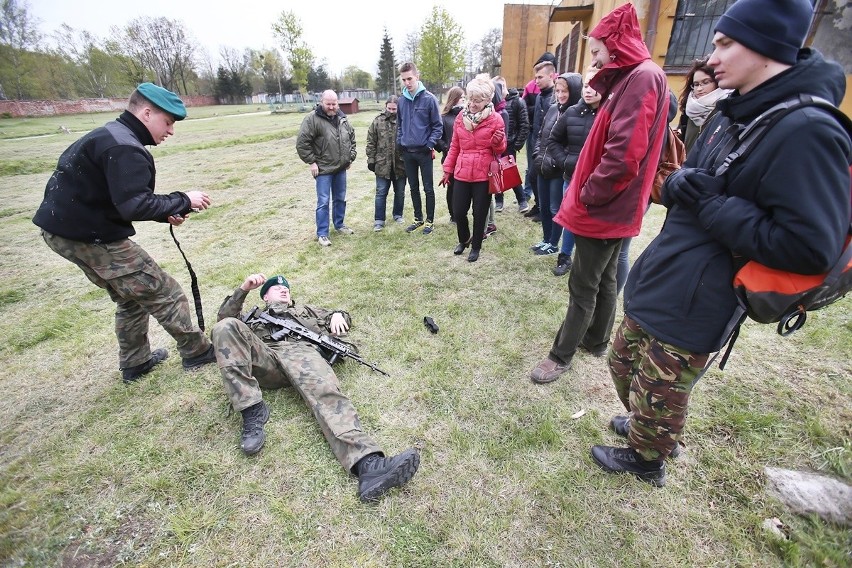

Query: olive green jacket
<box><xmin>296</xmin><ymin>106</ymin><xmax>357</xmax><ymax>175</ymax></box>
<box><xmin>366</xmin><ymin>110</ymin><xmax>405</xmax><ymax>179</ymax></box>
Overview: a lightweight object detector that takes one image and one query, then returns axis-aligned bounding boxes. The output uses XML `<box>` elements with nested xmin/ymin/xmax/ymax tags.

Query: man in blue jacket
<box><xmin>33</xmin><ymin>83</ymin><xmax>217</xmax><ymax>383</ymax></box>
<box><xmin>593</xmin><ymin>0</ymin><xmax>851</xmax><ymax>487</ymax></box>
<box><xmin>396</xmin><ymin>62</ymin><xmax>443</xmax><ymax>235</ymax></box>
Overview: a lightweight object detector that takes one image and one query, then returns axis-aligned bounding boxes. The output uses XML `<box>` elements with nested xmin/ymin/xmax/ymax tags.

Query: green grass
<box><xmin>0</xmin><ymin>107</ymin><xmax>850</xmax><ymax>567</ymax></box>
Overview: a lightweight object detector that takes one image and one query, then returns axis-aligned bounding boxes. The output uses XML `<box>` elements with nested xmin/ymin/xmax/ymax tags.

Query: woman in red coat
<box><xmin>440</xmin><ymin>75</ymin><xmax>507</xmax><ymax>262</ymax></box>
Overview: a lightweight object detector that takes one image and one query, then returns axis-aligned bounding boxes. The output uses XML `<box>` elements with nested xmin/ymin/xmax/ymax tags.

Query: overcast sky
<box><xmin>29</xmin><ymin>0</ymin><xmax>552</xmax><ymax>75</ymax></box>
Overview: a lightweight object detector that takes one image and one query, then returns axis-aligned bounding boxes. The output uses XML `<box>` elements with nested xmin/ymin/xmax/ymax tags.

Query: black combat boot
<box><xmin>591</xmin><ymin>445</ymin><xmax>666</xmax><ymax>487</ymax></box>
<box><xmin>610</xmin><ymin>414</ymin><xmax>681</xmax><ymax>458</ymax></box>
<box><xmin>240</xmin><ymin>401</ymin><xmax>270</xmax><ymax>455</ymax></box>
<box><xmin>122</xmin><ymin>348</ymin><xmax>169</xmax><ymax>383</ymax></box>
<box><xmin>552</xmin><ymin>253</ymin><xmax>572</xmax><ymax>276</ymax></box>
<box><xmin>182</xmin><ymin>345</ymin><xmax>217</xmax><ymax>370</ymax></box>
<box><xmin>356</xmin><ymin>448</ymin><xmax>420</xmax><ymax>502</ymax></box>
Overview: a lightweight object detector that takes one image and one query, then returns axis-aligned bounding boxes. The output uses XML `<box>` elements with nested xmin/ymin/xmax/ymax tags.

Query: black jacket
<box><xmin>625</xmin><ymin>49</ymin><xmax>852</xmax><ymax>353</ymax></box>
<box><xmin>534</xmin><ymin>100</ymin><xmax>568</xmax><ymax>179</ymax></box>
<box><xmin>504</xmin><ymin>89</ymin><xmax>530</xmax><ymax>153</ymax></box>
<box><xmin>531</xmin><ymin>85</ymin><xmax>553</xmax><ymax>148</ymax></box>
<box><xmin>438</xmin><ymin>106</ymin><xmax>462</xmax><ymax>163</ymax></box>
<box><xmin>547</xmin><ymin>100</ymin><xmax>598</xmax><ymax>182</ymax></box>
<box><xmin>33</xmin><ymin>111</ymin><xmax>191</xmax><ymax>243</ymax></box>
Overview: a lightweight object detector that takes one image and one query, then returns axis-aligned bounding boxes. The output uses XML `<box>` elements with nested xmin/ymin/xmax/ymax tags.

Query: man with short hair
<box><xmin>33</xmin><ymin>82</ymin><xmax>217</xmax><ymax>384</ymax></box>
<box><xmin>530</xmin><ymin>4</ymin><xmax>669</xmax><ymax>385</ymax></box>
<box><xmin>396</xmin><ymin>62</ymin><xmax>443</xmax><ymax>235</ymax></box>
<box><xmin>296</xmin><ymin>90</ymin><xmax>357</xmax><ymax>246</ymax></box>
<box><xmin>594</xmin><ymin>0</ymin><xmax>850</xmax><ymax>487</ymax></box>
<box><xmin>526</xmin><ymin>59</ymin><xmax>556</xmax><ymax>224</ymax></box>
<box><xmin>211</xmin><ymin>273</ymin><xmax>420</xmax><ymax>502</ymax></box>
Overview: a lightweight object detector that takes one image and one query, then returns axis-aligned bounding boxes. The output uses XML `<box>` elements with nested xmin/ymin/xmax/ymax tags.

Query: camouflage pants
<box><xmin>211</xmin><ymin>317</ymin><xmax>382</xmax><ymax>472</ymax></box>
<box><xmin>607</xmin><ymin>316</ymin><xmax>709</xmax><ymax>461</ymax></box>
<box><xmin>41</xmin><ymin>231</ymin><xmax>211</xmax><ymax>369</ymax></box>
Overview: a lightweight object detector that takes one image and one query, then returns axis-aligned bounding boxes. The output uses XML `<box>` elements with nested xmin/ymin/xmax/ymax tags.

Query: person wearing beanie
<box><xmin>597</xmin><ymin>0</ymin><xmax>850</xmax><ymax>487</ymax></box>
<box><xmin>211</xmin><ymin>273</ymin><xmax>420</xmax><ymax>502</ymax></box>
<box><xmin>531</xmin><ymin>3</ymin><xmax>669</xmax><ymax>390</ymax></box>
<box><xmin>33</xmin><ymin>83</ymin><xmax>216</xmax><ymax>384</ymax></box>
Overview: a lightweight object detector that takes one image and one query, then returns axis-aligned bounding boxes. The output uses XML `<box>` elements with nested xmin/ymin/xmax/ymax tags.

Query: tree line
<box><xmin>0</xmin><ymin>0</ymin><xmax>502</xmax><ymax>102</ymax></box>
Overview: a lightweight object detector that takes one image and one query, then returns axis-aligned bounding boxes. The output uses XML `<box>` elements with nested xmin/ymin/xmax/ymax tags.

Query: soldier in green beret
<box><xmin>211</xmin><ymin>273</ymin><xmax>420</xmax><ymax>502</ymax></box>
<box><xmin>33</xmin><ymin>83</ymin><xmax>217</xmax><ymax>384</ymax></box>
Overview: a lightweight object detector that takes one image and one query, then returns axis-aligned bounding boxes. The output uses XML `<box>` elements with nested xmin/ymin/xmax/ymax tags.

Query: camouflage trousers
<box><xmin>41</xmin><ymin>231</ymin><xmax>211</xmax><ymax>369</ymax></box>
<box><xmin>211</xmin><ymin>317</ymin><xmax>382</xmax><ymax>472</ymax></box>
<box><xmin>607</xmin><ymin>316</ymin><xmax>709</xmax><ymax>461</ymax></box>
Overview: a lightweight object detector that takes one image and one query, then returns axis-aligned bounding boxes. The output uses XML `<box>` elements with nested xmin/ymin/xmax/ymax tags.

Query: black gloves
<box><xmin>665</xmin><ymin>168</ymin><xmax>725</xmax><ymax>211</ymax></box>
<box><xmin>367</xmin><ymin>162</ymin><xmax>375</xmax><ymax>172</ymax></box>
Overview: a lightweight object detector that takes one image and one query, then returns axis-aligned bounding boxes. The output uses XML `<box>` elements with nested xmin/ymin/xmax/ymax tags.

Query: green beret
<box><xmin>136</xmin><ymin>82</ymin><xmax>187</xmax><ymax>121</ymax></box>
<box><xmin>260</xmin><ymin>275</ymin><xmax>289</xmax><ymax>299</ymax></box>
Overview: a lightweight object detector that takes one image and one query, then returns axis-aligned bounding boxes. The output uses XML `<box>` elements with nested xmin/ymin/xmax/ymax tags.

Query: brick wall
<box><xmin>0</xmin><ymin>95</ymin><xmax>219</xmax><ymax>118</ymax></box>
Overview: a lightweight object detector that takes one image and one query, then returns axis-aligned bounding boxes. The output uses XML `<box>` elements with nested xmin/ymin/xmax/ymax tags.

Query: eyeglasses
<box><xmin>692</xmin><ymin>78</ymin><xmax>715</xmax><ymax>89</ymax></box>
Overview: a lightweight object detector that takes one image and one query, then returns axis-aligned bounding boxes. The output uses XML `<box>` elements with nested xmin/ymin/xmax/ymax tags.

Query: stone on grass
<box><xmin>764</xmin><ymin>467</ymin><xmax>852</xmax><ymax>526</ymax></box>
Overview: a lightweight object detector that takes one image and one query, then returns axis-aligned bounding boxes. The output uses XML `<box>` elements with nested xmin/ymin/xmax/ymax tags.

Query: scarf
<box><xmin>685</xmin><ymin>88</ymin><xmax>730</xmax><ymax>126</ymax></box>
<box><xmin>462</xmin><ymin>102</ymin><xmax>493</xmax><ymax>132</ymax></box>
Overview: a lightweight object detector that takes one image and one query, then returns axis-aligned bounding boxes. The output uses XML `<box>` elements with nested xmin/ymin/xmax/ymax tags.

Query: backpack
<box><xmin>650</xmin><ymin>125</ymin><xmax>687</xmax><ymax>204</ymax></box>
<box><xmin>709</xmin><ymin>94</ymin><xmax>852</xmax><ymax>371</ymax></box>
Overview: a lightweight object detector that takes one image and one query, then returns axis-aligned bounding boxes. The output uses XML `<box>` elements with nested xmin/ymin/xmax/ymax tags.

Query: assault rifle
<box><xmin>241</xmin><ymin>306</ymin><xmax>389</xmax><ymax>376</ymax></box>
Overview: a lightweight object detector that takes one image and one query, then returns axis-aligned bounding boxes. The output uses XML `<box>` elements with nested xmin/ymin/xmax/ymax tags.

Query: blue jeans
<box><xmin>558</xmin><ymin>180</ymin><xmax>575</xmax><ymax>256</ymax></box>
<box><xmin>616</xmin><ymin>237</ymin><xmax>632</xmax><ymax>294</ymax></box>
<box><xmin>315</xmin><ymin>170</ymin><xmax>347</xmax><ymax>237</ymax></box>
<box><xmin>524</xmin><ymin>134</ymin><xmax>537</xmax><ymax>202</ymax></box>
<box><xmin>374</xmin><ymin>176</ymin><xmax>406</xmax><ymax>224</ymax></box>
<box><xmin>538</xmin><ymin>175</ymin><xmax>562</xmax><ymax>245</ymax></box>
<box><xmin>402</xmin><ymin>150</ymin><xmax>435</xmax><ymax>223</ymax></box>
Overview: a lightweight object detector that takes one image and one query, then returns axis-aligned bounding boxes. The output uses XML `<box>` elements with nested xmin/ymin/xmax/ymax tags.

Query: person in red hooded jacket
<box><xmin>530</xmin><ymin>3</ymin><xmax>668</xmax><ymax>384</ymax></box>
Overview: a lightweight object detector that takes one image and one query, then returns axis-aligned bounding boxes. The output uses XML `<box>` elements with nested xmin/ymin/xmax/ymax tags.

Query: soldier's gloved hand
<box><xmin>367</xmin><ymin>162</ymin><xmax>375</xmax><ymax>172</ymax></box>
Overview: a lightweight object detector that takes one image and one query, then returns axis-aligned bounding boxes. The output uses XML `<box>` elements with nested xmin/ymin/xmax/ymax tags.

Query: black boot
<box><xmin>467</xmin><ymin>249</ymin><xmax>480</xmax><ymax>262</ymax></box>
<box><xmin>240</xmin><ymin>401</ymin><xmax>270</xmax><ymax>455</ymax></box>
<box><xmin>591</xmin><ymin>445</ymin><xmax>666</xmax><ymax>487</ymax></box>
<box><xmin>356</xmin><ymin>448</ymin><xmax>420</xmax><ymax>502</ymax></box>
<box><xmin>122</xmin><ymin>348</ymin><xmax>169</xmax><ymax>383</ymax></box>
<box><xmin>552</xmin><ymin>253</ymin><xmax>572</xmax><ymax>276</ymax></box>
<box><xmin>182</xmin><ymin>345</ymin><xmax>217</xmax><ymax>370</ymax></box>
<box><xmin>609</xmin><ymin>414</ymin><xmax>681</xmax><ymax>458</ymax></box>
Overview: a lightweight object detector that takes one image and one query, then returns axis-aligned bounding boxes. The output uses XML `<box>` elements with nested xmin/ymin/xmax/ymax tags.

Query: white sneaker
<box><xmin>317</xmin><ymin>236</ymin><xmax>331</xmax><ymax>246</ymax></box>
<box><xmin>336</xmin><ymin>226</ymin><xmax>354</xmax><ymax>235</ymax></box>
<box><xmin>394</xmin><ymin>217</ymin><xmax>405</xmax><ymax>224</ymax></box>
<box><xmin>373</xmin><ymin>223</ymin><xmax>383</xmax><ymax>232</ymax></box>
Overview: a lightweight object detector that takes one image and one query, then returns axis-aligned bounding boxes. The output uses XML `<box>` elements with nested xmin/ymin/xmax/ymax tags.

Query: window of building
<box><xmin>664</xmin><ymin>0</ymin><xmax>737</xmax><ymax>69</ymax></box>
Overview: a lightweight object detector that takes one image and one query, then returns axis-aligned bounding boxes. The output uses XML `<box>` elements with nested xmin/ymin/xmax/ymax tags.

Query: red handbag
<box><xmin>488</xmin><ymin>154</ymin><xmax>522</xmax><ymax>195</ymax></box>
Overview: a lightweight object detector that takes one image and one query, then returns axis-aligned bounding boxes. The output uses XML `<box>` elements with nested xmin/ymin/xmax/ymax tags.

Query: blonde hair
<box><xmin>466</xmin><ymin>75</ymin><xmax>494</xmax><ymax>102</ymax></box>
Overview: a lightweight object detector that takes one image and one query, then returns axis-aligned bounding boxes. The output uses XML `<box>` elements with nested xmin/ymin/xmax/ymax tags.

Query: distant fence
<box><xmin>0</xmin><ymin>95</ymin><xmax>219</xmax><ymax>118</ymax></box>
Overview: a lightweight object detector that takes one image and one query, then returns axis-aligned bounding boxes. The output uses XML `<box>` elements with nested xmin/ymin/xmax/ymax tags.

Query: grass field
<box><xmin>0</xmin><ymin>105</ymin><xmax>850</xmax><ymax>567</ymax></box>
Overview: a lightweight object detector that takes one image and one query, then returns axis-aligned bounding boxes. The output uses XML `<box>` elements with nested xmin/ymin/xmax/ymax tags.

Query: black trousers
<box><xmin>452</xmin><ymin>179</ymin><xmax>490</xmax><ymax>250</ymax></box>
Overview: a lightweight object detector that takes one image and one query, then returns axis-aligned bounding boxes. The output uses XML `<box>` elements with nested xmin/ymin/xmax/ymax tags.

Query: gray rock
<box><xmin>764</xmin><ymin>467</ymin><xmax>852</xmax><ymax>526</ymax></box>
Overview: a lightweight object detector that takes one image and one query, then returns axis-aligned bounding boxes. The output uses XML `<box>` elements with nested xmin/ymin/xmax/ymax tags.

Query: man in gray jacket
<box><xmin>297</xmin><ymin>90</ymin><xmax>357</xmax><ymax>246</ymax></box>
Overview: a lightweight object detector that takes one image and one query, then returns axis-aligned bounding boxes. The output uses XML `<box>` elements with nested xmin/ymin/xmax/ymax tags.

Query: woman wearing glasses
<box><xmin>677</xmin><ymin>58</ymin><xmax>730</xmax><ymax>153</ymax></box>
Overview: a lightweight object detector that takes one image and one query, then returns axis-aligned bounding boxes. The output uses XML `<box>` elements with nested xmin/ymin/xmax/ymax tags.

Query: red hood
<box><xmin>589</xmin><ymin>3</ymin><xmax>651</xmax><ymax>96</ymax></box>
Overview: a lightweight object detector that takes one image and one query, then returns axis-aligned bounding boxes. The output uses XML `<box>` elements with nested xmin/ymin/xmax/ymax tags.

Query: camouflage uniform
<box><xmin>607</xmin><ymin>316</ymin><xmax>708</xmax><ymax>461</ymax></box>
<box><xmin>212</xmin><ymin>287</ymin><xmax>382</xmax><ymax>472</ymax></box>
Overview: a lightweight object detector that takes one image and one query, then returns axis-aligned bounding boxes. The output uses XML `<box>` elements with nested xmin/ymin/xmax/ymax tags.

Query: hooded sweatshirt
<box><xmin>625</xmin><ymin>49</ymin><xmax>851</xmax><ymax>353</ymax></box>
<box><xmin>396</xmin><ymin>81</ymin><xmax>443</xmax><ymax>151</ymax></box>
<box><xmin>553</xmin><ymin>3</ymin><xmax>668</xmax><ymax>239</ymax></box>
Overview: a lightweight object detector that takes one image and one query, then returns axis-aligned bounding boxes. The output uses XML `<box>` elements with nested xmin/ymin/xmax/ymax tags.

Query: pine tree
<box><xmin>375</xmin><ymin>29</ymin><xmax>397</xmax><ymax>96</ymax></box>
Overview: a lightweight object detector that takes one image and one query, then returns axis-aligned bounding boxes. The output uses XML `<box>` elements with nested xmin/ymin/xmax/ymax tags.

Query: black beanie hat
<box><xmin>535</xmin><ymin>52</ymin><xmax>556</xmax><ymax>65</ymax></box>
<box><xmin>714</xmin><ymin>0</ymin><xmax>813</xmax><ymax>65</ymax></box>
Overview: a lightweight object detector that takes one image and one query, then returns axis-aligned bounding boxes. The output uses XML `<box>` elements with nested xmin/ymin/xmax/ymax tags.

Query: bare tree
<box><xmin>0</xmin><ymin>0</ymin><xmax>41</xmax><ymax>99</ymax></box>
<box><xmin>401</xmin><ymin>30</ymin><xmax>421</xmax><ymax>67</ymax></box>
<box><xmin>113</xmin><ymin>16</ymin><xmax>198</xmax><ymax>94</ymax></box>
<box><xmin>478</xmin><ymin>28</ymin><xmax>502</xmax><ymax>76</ymax></box>
<box><xmin>52</xmin><ymin>24</ymin><xmax>132</xmax><ymax>98</ymax></box>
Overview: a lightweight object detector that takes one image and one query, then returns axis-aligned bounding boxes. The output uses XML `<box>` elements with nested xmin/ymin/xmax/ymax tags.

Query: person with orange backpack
<box><xmin>594</xmin><ymin>0</ymin><xmax>852</xmax><ymax>487</ymax></box>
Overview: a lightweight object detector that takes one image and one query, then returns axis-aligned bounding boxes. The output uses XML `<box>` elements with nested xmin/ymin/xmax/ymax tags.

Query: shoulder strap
<box><xmin>714</xmin><ymin>94</ymin><xmax>852</xmax><ymax>177</ymax></box>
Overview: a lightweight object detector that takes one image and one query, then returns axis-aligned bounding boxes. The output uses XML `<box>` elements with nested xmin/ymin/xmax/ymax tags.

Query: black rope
<box><xmin>170</xmin><ymin>225</ymin><xmax>205</xmax><ymax>331</ymax></box>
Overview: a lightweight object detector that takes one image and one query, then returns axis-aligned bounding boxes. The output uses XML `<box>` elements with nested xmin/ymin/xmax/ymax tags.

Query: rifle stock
<box><xmin>242</xmin><ymin>307</ymin><xmax>389</xmax><ymax>376</ymax></box>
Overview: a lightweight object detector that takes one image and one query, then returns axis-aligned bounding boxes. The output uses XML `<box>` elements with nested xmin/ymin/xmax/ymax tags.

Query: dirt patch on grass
<box><xmin>60</xmin><ymin>516</ymin><xmax>157</xmax><ymax>568</ymax></box>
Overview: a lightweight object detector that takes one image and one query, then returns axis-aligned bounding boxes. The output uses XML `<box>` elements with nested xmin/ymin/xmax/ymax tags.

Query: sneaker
<box><xmin>182</xmin><ymin>345</ymin><xmax>216</xmax><ymax>370</ymax></box>
<box><xmin>518</xmin><ymin>201</ymin><xmax>530</xmax><ymax>213</ymax></box>
<box><xmin>523</xmin><ymin>205</ymin><xmax>540</xmax><ymax>218</ymax></box>
<box><xmin>122</xmin><ymin>348</ymin><xmax>169</xmax><ymax>383</ymax></box>
<box><xmin>530</xmin><ymin>241</ymin><xmax>546</xmax><ymax>252</ymax></box>
<box><xmin>530</xmin><ymin>357</ymin><xmax>570</xmax><ymax>384</ymax></box>
<box><xmin>495</xmin><ymin>202</ymin><xmax>504</xmax><ymax>213</ymax></box>
<box><xmin>610</xmin><ymin>415</ymin><xmax>681</xmax><ymax>458</ymax></box>
<box><xmin>590</xmin><ymin>445</ymin><xmax>666</xmax><ymax>487</ymax></box>
<box><xmin>336</xmin><ymin>226</ymin><xmax>354</xmax><ymax>235</ymax></box>
<box><xmin>422</xmin><ymin>222</ymin><xmax>434</xmax><ymax>235</ymax></box>
<box><xmin>484</xmin><ymin>223</ymin><xmax>497</xmax><ymax>236</ymax></box>
<box><xmin>535</xmin><ymin>243</ymin><xmax>558</xmax><ymax>256</ymax></box>
<box><xmin>394</xmin><ymin>216</ymin><xmax>405</xmax><ymax>224</ymax></box>
<box><xmin>356</xmin><ymin>448</ymin><xmax>420</xmax><ymax>502</ymax></box>
<box><xmin>406</xmin><ymin>220</ymin><xmax>424</xmax><ymax>233</ymax></box>
<box><xmin>317</xmin><ymin>236</ymin><xmax>331</xmax><ymax>247</ymax></box>
<box><xmin>552</xmin><ymin>253</ymin><xmax>572</xmax><ymax>276</ymax></box>
<box><xmin>373</xmin><ymin>223</ymin><xmax>384</xmax><ymax>232</ymax></box>
<box><xmin>240</xmin><ymin>401</ymin><xmax>270</xmax><ymax>455</ymax></box>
